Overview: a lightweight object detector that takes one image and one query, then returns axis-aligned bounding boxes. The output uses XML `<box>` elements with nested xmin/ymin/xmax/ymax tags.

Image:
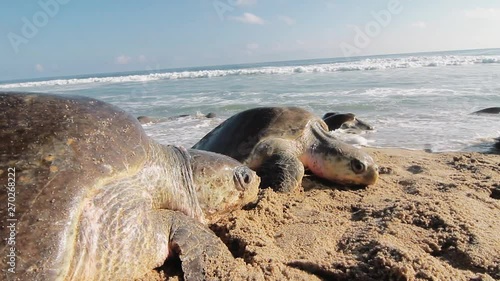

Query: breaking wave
<box><xmin>1</xmin><ymin>55</ymin><xmax>499</xmax><ymax>89</ymax></box>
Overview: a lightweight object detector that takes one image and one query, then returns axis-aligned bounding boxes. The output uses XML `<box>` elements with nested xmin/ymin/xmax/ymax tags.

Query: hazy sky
<box><xmin>1</xmin><ymin>0</ymin><xmax>500</xmax><ymax>81</ymax></box>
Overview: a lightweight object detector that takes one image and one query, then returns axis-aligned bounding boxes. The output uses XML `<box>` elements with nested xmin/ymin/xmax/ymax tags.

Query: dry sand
<box><xmin>143</xmin><ymin>148</ymin><xmax>500</xmax><ymax>281</ymax></box>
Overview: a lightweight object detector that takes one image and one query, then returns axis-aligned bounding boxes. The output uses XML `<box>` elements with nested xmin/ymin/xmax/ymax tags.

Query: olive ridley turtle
<box><xmin>193</xmin><ymin>107</ymin><xmax>379</xmax><ymax>192</ymax></box>
<box><xmin>0</xmin><ymin>92</ymin><xmax>259</xmax><ymax>281</ymax></box>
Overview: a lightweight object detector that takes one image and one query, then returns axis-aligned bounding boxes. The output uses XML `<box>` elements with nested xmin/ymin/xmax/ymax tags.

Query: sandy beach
<box><xmin>3</xmin><ymin>2</ymin><xmax>500</xmax><ymax>280</ymax></box>
<box><xmin>142</xmin><ymin>147</ymin><xmax>500</xmax><ymax>281</ymax></box>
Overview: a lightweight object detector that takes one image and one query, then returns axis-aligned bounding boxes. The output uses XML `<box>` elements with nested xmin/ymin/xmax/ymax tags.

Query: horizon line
<box><xmin>1</xmin><ymin>47</ymin><xmax>499</xmax><ymax>84</ymax></box>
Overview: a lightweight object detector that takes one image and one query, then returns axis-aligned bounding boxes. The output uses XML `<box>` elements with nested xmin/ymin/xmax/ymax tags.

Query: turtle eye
<box><xmin>234</xmin><ymin>166</ymin><xmax>253</xmax><ymax>190</ymax></box>
<box><xmin>351</xmin><ymin>159</ymin><xmax>366</xmax><ymax>174</ymax></box>
<box><xmin>242</xmin><ymin>173</ymin><xmax>251</xmax><ymax>184</ymax></box>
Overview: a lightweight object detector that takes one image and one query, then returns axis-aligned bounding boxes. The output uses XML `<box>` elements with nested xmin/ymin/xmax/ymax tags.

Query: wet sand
<box><xmin>142</xmin><ymin>148</ymin><xmax>500</xmax><ymax>281</ymax></box>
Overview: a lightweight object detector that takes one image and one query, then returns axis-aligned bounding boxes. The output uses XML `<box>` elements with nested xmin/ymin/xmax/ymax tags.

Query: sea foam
<box><xmin>1</xmin><ymin>55</ymin><xmax>499</xmax><ymax>89</ymax></box>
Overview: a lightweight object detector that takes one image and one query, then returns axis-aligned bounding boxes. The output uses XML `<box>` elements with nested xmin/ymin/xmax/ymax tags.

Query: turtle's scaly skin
<box><xmin>0</xmin><ymin>92</ymin><xmax>259</xmax><ymax>280</ymax></box>
<box><xmin>193</xmin><ymin>107</ymin><xmax>378</xmax><ymax>192</ymax></box>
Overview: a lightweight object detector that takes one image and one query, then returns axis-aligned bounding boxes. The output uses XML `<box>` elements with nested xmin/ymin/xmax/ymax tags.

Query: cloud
<box><xmin>234</xmin><ymin>0</ymin><xmax>257</xmax><ymax>6</ymax></box>
<box><xmin>246</xmin><ymin>43</ymin><xmax>259</xmax><ymax>50</ymax></box>
<box><xmin>464</xmin><ymin>8</ymin><xmax>500</xmax><ymax>21</ymax></box>
<box><xmin>35</xmin><ymin>64</ymin><xmax>44</xmax><ymax>72</ymax></box>
<box><xmin>229</xmin><ymin>13</ymin><xmax>265</xmax><ymax>25</ymax></box>
<box><xmin>138</xmin><ymin>55</ymin><xmax>147</xmax><ymax>63</ymax></box>
<box><xmin>411</xmin><ymin>21</ymin><xmax>427</xmax><ymax>28</ymax></box>
<box><xmin>115</xmin><ymin>55</ymin><xmax>131</xmax><ymax>65</ymax></box>
<box><xmin>278</xmin><ymin>15</ymin><xmax>295</xmax><ymax>25</ymax></box>
<box><xmin>246</xmin><ymin>43</ymin><xmax>259</xmax><ymax>55</ymax></box>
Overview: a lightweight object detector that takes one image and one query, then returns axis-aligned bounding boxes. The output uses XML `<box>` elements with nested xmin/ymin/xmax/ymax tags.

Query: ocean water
<box><xmin>1</xmin><ymin>49</ymin><xmax>500</xmax><ymax>152</ymax></box>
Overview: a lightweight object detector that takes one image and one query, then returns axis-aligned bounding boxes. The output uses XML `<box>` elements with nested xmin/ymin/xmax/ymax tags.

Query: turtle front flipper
<box><xmin>256</xmin><ymin>152</ymin><xmax>305</xmax><ymax>192</ymax></box>
<box><xmin>245</xmin><ymin>138</ymin><xmax>304</xmax><ymax>192</ymax></box>
<box><xmin>164</xmin><ymin>210</ymin><xmax>233</xmax><ymax>281</ymax></box>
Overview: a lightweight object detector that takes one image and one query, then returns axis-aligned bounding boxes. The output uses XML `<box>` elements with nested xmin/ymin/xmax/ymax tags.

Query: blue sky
<box><xmin>1</xmin><ymin>0</ymin><xmax>500</xmax><ymax>81</ymax></box>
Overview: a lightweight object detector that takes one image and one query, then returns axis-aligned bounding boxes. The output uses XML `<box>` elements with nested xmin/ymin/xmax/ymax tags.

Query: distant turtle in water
<box><xmin>137</xmin><ymin>112</ymin><xmax>217</xmax><ymax>124</ymax></box>
<box><xmin>193</xmin><ymin>107</ymin><xmax>379</xmax><ymax>192</ymax></box>
<box><xmin>472</xmin><ymin>107</ymin><xmax>500</xmax><ymax>114</ymax></box>
<box><xmin>137</xmin><ymin>115</ymin><xmax>160</xmax><ymax>124</ymax></box>
<box><xmin>205</xmin><ymin>112</ymin><xmax>217</xmax><ymax>118</ymax></box>
<box><xmin>0</xmin><ymin>92</ymin><xmax>259</xmax><ymax>280</ymax></box>
<box><xmin>322</xmin><ymin>112</ymin><xmax>374</xmax><ymax>131</ymax></box>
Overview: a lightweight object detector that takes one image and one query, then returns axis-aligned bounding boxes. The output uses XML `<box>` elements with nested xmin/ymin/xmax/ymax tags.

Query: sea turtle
<box><xmin>322</xmin><ymin>112</ymin><xmax>374</xmax><ymax>131</ymax></box>
<box><xmin>0</xmin><ymin>92</ymin><xmax>260</xmax><ymax>281</ymax></box>
<box><xmin>193</xmin><ymin>107</ymin><xmax>379</xmax><ymax>192</ymax></box>
<box><xmin>137</xmin><ymin>112</ymin><xmax>217</xmax><ymax>124</ymax></box>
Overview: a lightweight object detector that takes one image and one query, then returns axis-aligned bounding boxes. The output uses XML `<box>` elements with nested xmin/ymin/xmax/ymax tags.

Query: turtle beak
<box><xmin>363</xmin><ymin>164</ymin><xmax>379</xmax><ymax>185</ymax></box>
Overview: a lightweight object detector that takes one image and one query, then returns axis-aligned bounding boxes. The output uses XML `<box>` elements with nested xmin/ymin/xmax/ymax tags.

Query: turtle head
<box><xmin>188</xmin><ymin>149</ymin><xmax>260</xmax><ymax>223</ymax></box>
<box><xmin>323</xmin><ymin>112</ymin><xmax>374</xmax><ymax>131</ymax></box>
<box><xmin>301</xmin><ymin>122</ymin><xmax>379</xmax><ymax>186</ymax></box>
<box><xmin>343</xmin><ymin>115</ymin><xmax>374</xmax><ymax>131</ymax></box>
<box><xmin>205</xmin><ymin>112</ymin><xmax>217</xmax><ymax>118</ymax></box>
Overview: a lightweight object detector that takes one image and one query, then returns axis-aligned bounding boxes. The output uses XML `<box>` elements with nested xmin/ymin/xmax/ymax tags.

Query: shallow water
<box><xmin>1</xmin><ymin>49</ymin><xmax>499</xmax><ymax>152</ymax></box>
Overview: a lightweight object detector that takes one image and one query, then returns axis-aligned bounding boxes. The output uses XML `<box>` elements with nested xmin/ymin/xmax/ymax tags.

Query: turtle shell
<box><xmin>193</xmin><ymin>107</ymin><xmax>327</xmax><ymax>162</ymax></box>
<box><xmin>0</xmin><ymin>92</ymin><xmax>149</xmax><ymax>278</ymax></box>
